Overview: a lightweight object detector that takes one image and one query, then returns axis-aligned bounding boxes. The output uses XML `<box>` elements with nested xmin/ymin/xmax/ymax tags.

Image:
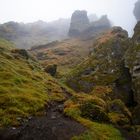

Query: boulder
<box><xmin>44</xmin><ymin>64</ymin><xmax>57</xmax><ymax>76</ymax></box>
<box><xmin>11</xmin><ymin>49</ymin><xmax>30</xmax><ymax>59</ymax></box>
<box><xmin>80</xmin><ymin>100</ymin><xmax>110</xmax><ymax>123</ymax></box>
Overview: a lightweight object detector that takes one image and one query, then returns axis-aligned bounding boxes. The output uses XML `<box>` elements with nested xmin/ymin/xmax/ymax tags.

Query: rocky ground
<box><xmin>0</xmin><ymin>101</ymin><xmax>86</xmax><ymax>140</ymax></box>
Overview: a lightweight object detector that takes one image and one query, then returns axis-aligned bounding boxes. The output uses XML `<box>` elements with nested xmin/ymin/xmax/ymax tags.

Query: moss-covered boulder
<box><xmin>80</xmin><ymin>100</ymin><xmax>110</xmax><ymax>123</ymax></box>
<box><xmin>44</xmin><ymin>64</ymin><xmax>57</xmax><ymax>76</ymax></box>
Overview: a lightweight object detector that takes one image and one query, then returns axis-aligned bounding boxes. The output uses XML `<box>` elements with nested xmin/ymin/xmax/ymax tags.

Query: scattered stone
<box><xmin>44</xmin><ymin>64</ymin><xmax>57</xmax><ymax>76</ymax></box>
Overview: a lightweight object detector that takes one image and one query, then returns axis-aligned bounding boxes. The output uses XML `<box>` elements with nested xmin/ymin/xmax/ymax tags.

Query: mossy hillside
<box><xmin>64</xmin><ymin>91</ymin><xmax>125</xmax><ymax>140</ymax></box>
<box><xmin>0</xmin><ymin>39</ymin><xmax>69</xmax><ymax>127</ymax></box>
<box><xmin>66</xmin><ymin>36</ymin><xmax>129</xmax><ymax>92</ymax></box>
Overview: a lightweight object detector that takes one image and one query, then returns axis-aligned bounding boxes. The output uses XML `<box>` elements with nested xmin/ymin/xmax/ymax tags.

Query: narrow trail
<box><xmin>0</xmin><ymin>101</ymin><xmax>86</xmax><ymax>140</ymax></box>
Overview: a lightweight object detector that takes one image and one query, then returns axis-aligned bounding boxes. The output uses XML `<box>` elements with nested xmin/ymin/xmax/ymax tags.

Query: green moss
<box><xmin>80</xmin><ymin>101</ymin><xmax>109</xmax><ymax>123</ymax></box>
<box><xmin>64</xmin><ymin>103</ymin><xmax>124</xmax><ymax>140</ymax></box>
<box><xmin>64</xmin><ymin>93</ymin><xmax>124</xmax><ymax>140</ymax></box>
<box><xmin>0</xmin><ymin>39</ymin><xmax>69</xmax><ymax>127</ymax></box>
<box><xmin>108</xmin><ymin>99</ymin><xmax>131</xmax><ymax>125</ymax></box>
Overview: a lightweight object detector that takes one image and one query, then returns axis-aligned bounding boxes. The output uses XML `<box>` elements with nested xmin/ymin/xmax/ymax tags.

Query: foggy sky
<box><xmin>0</xmin><ymin>0</ymin><xmax>138</xmax><ymax>36</ymax></box>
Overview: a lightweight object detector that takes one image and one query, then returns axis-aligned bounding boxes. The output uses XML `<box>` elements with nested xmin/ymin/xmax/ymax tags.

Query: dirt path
<box><xmin>0</xmin><ymin>101</ymin><xmax>86</xmax><ymax>140</ymax></box>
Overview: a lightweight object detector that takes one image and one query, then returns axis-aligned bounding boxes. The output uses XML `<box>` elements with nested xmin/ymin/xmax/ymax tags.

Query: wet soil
<box><xmin>0</xmin><ymin>101</ymin><xmax>86</xmax><ymax>140</ymax></box>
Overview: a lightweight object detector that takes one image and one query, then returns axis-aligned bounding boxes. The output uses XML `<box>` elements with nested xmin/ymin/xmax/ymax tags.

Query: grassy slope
<box><xmin>0</xmin><ymin>39</ymin><xmax>67</xmax><ymax>126</ymax></box>
<box><xmin>64</xmin><ymin>92</ymin><xmax>124</xmax><ymax>140</ymax></box>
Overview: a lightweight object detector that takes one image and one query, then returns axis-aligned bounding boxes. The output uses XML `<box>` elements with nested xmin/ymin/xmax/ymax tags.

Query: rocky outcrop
<box><xmin>68</xmin><ymin>10</ymin><xmax>90</xmax><ymax>37</ymax></box>
<box><xmin>66</xmin><ymin>27</ymin><xmax>128</xmax><ymax>93</ymax></box>
<box><xmin>68</xmin><ymin>10</ymin><xmax>111</xmax><ymax>38</ymax></box>
<box><xmin>11</xmin><ymin>49</ymin><xmax>30</xmax><ymax>59</ymax></box>
<box><xmin>134</xmin><ymin>0</ymin><xmax>140</xmax><ymax>21</ymax></box>
<box><xmin>66</xmin><ymin>20</ymin><xmax>140</xmax><ymax>127</ymax></box>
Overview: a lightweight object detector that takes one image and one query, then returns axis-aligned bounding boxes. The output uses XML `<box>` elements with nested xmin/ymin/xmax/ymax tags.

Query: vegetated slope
<box><xmin>0</xmin><ymin>38</ymin><xmax>69</xmax><ymax>127</ymax></box>
<box><xmin>0</xmin><ymin>38</ymin><xmax>125</xmax><ymax>140</ymax></box>
<box><xmin>30</xmin><ymin>37</ymin><xmax>94</xmax><ymax>76</ymax></box>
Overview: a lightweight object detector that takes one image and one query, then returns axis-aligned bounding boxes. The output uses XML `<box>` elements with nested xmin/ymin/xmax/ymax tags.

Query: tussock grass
<box><xmin>0</xmin><ymin>39</ymin><xmax>68</xmax><ymax>127</ymax></box>
<box><xmin>64</xmin><ymin>93</ymin><xmax>124</xmax><ymax>140</ymax></box>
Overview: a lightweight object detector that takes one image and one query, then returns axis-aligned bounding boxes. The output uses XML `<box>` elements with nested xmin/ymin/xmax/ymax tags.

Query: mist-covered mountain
<box><xmin>1</xmin><ymin>3</ymin><xmax>140</xmax><ymax>140</ymax></box>
<box><xmin>68</xmin><ymin>10</ymin><xmax>111</xmax><ymax>38</ymax></box>
<box><xmin>0</xmin><ymin>19</ymin><xmax>70</xmax><ymax>49</ymax></box>
<box><xmin>0</xmin><ymin>10</ymin><xmax>111</xmax><ymax>49</ymax></box>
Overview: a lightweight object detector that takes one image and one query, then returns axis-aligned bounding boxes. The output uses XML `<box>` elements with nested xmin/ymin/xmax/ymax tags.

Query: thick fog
<box><xmin>0</xmin><ymin>0</ymin><xmax>138</xmax><ymax>36</ymax></box>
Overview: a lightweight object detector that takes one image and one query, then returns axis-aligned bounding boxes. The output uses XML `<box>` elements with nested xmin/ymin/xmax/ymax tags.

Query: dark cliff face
<box><xmin>133</xmin><ymin>0</ymin><xmax>140</xmax><ymax>21</ymax></box>
<box><xmin>125</xmin><ymin>21</ymin><xmax>140</xmax><ymax>124</ymax></box>
<box><xmin>68</xmin><ymin>10</ymin><xmax>90</xmax><ymax>37</ymax></box>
